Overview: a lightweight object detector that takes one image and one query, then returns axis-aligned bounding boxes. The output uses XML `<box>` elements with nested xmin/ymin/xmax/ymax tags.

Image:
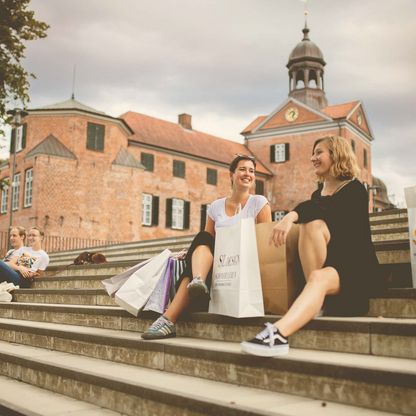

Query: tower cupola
<box><xmin>287</xmin><ymin>23</ymin><xmax>328</xmax><ymax>109</ymax></box>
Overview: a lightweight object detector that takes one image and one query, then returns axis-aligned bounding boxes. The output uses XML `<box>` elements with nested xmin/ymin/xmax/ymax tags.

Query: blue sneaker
<box><xmin>142</xmin><ymin>315</ymin><xmax>176</xmax><ymax>340</ymax></box>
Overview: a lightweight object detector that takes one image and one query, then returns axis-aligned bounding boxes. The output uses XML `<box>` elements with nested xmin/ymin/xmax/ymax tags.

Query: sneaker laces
<box><xmin>254</xmin><ymin>322</ymin><xmax>278</xmax><ymax>347</ymax></box>
<box><xmin>150</xmin><ymin>316</ymin><xmax>171</xmax><ymax>331</ymax></box>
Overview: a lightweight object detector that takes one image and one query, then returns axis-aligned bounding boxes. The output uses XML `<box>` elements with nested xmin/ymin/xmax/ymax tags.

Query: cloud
<box><xmin>10</xmin><ymin>0</ymin><xmax>416</xmax><ymax>206</ymax></box>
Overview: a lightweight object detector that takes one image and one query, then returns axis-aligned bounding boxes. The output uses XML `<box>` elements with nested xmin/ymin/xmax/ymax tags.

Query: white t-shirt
<box><xmin>14</xmin><ymin>246</ymin><xmax>50</xmax><ymax>272</ymax></box>
<box><xmin>207</xmin><ymin>194</ymin><xmax>269</xmax><ymax>230</ymax></box>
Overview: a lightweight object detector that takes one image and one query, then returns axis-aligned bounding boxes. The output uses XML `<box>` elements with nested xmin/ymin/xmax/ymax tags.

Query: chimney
<box><xmin>178</xmin><ymin>113</ymin><xmax>192</xmax><ymax>130</ymax></box>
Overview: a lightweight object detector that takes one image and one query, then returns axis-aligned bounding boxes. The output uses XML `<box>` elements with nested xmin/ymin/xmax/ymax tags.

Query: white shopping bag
<box><xmin>101</xmin><ymin>258</ymin><xmax>151</xmax><ymax>297</ymax></box>
<box><xmin>404</xmin><ymin>186</ymin><xmax>416</xmax><ymax>287</ymax></box>
<box><xmin>209</xmin><ymin>218</ymin><xmax>264</xmax><ymax>318</ymax></box>
<box><xmin>115</xmin><ymin>249</ymin><xmax>171</xmax><ymax>316</ymax></box>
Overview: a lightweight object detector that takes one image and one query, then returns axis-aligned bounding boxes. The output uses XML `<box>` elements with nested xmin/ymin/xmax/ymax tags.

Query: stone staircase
<box><xmin>0</xmin><ymin>209</ymin><xmax>415</xmax><ymax>415</ymax></box>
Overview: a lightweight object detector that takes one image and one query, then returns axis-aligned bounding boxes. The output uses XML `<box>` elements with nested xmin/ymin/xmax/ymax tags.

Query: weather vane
<box><xmin>301</xmin><ymin>0</ymin><xmax>309</xmax><ymax>24</ymax></box>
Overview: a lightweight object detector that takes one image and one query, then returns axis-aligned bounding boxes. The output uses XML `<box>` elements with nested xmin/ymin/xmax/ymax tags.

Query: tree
<box><xmin>0</xmin><ymin>0</ymin><xmax>49</xmax><ymax>124</ymax></box>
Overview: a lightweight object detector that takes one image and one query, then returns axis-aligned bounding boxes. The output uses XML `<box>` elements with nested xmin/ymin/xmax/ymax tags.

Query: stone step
<box><xmin>369</xmin><ymin>209</ymin><xmax>408</xmax><ymax>222</ymax></box>
<box><xmin>371</xmin><ymin>227</ymin><xmax>409</xmax><ymax>242</ymax></box>
<box><xmin>371</xmin><ymin>217</ymin><xmax>409</xmax><ymax>230</ymax></box>
<box><xmin>0</xmin><ymin>309</ymin><xmax>414</xmax><ymax>360</ymax></box>
<box><xmin>0</xmin><ymin>375</ymin><xmax>121</xmax><ymax>416</ymax></box>
<box><xmin>10</xmin><ymin>288</ymin><xmax>416</xmax><ymax>318</ymax></box>
<box><xmin>375</xmin><ymin>240</ymin><xmax>410</xmax><ymax>264</ymax></box>
<box><xmin>33</xmin><ymin>274</ymin><xmax>112</xmax><ymax>290</ymax></box>
<box><xmin>0</xmin><ymin>338</ymin><xmax>413</xmax><ymax>415</ymax></box>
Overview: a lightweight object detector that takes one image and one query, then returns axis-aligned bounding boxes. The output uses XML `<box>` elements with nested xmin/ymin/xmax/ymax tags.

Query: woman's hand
<box><xmin>269</xmin><ymin>211</ymin><xmax>298</xmax><ymax>247</ymax></box>
<box><xmin>18</xmin><ymin>265</ymin><xmax>33</xmax><ymax>278</ymax></box>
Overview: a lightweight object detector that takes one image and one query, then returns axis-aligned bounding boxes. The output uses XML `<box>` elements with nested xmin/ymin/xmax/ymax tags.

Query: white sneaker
<box><xmin>0</xmin><ymin>291</ymin><xmax>12</xmax><ymax>302</ymax></box>
<box><xmin>0</xmin><ymin>282</ymin><xmax>19</xmax><ymax>292</ymax></box>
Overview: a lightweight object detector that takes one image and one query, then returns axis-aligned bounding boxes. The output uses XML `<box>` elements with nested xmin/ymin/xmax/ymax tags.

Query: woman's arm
<box><xmin>269</xmin><ymin>210</ymin><xmax>299</xmax><ymax>247</ymax></box>
<box><xmin>204</xmin><ymin>216</ymin><xmax>215</xmax><ymax>237</ymax></box>
<box><xmin>256</xmin><ymin>203</ymin><xmax>272</xmax><ymax>224</ymax></box>
<box><xmin>7</xmin><ymin>256</ymin><xmax>34</xmax><ymax>278</ymax></box>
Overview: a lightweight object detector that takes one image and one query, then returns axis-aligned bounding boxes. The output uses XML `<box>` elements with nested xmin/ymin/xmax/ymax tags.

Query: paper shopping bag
<box><xmin>101</xmin><ymin>258</ymin><xmax>151</xmax><ymax>297</ymax></box>
<box><xmin>115</xmin><ymin>249</ymin><xmax>171</xmax><ymax>316</ymax></box>
<box><xmin>143</xmin><ymin>257</ymin><xmax>174</xmax><ymax>313</ymax></box>
<box><xmin>255</xmin><ymin>222</ymin><xmax>303</xmax><ymax>315</ymax></box>
<box><xmin>209</xmin><ymin>218</ymin><xmax>264</xmax><ymax>318</ymax></box>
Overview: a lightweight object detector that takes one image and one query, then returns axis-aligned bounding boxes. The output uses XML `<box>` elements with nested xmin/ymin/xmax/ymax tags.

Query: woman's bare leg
<box><xmin>273</xmin><ymin>220</ymin><xmax>339</xmax><ymax>337</ymax></box>
<box><xmin>163</xmin><ymin>245</ymin><xmax>213</xmax><ymax>323</ymax></box>
<box><xmin>274</xmin><ymin>267</ymin><xmax>340</xmax><ymax>336</ymax></box>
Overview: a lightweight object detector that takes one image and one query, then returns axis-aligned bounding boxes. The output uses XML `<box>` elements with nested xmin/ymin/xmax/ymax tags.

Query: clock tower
<box><xmin>287</xmin><ymin>23</ymin><xmax>328</xmax><ymax>110</ymax></box>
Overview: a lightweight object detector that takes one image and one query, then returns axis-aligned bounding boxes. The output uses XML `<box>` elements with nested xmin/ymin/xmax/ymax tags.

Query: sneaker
<box><xmin>187</xmin><ymin>276</ymin><xmax>210</xmax><ymax>300</ymax></box>
<box><xmin>240</xmin><ymin>322</ymin><xmax>289</xmax><ymax>357</ymax></box>
<box><xmin>0</xmin><ymin>291</ymin><xmax>12</xmax><ymax>302</ymax></box>
<box><xmin>0</xmin><ymin>282</ymin><xmax>19</xmax><ymax>292</ymax></box>
<box><xmin>142</xmin><ymin>315</ymin><xmax>176</xmax><ymax>340</ymax></box>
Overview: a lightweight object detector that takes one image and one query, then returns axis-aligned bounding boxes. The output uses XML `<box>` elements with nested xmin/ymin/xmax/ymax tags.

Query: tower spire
<box><xmin>71</xmin><ymin>64</ymin><xmax>76</xmax><ymax>100</ymax></box>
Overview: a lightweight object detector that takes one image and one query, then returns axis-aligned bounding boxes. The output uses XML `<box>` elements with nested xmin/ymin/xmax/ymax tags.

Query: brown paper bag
<box><xmin>255</xmin><ymin>222</ymin><xmax>303</xmax><ymax>315</ymax></box>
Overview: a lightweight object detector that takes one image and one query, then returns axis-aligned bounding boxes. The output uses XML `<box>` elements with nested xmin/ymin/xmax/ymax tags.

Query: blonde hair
<box><xmin>313</xmin><ymin>136</ymin><xmax>360</xmax><ymax>182</ymax></box>
<box><xmin>9</xmin><ymin>226</ymin><xmax>26</xmax><ymax>240</ymax></box>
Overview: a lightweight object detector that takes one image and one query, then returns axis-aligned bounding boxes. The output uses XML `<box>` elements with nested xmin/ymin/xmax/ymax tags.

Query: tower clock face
<box><xmin>285</xmin><ymin>107</ymin><xmax>299</xmax><ymax>122</ymax></box>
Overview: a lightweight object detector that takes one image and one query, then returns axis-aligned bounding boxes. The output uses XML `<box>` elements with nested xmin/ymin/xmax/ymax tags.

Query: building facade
<box><xmin>0</xmin><ymin>23</ymin><xmax>384</xmax><ymax>244</ymax></box>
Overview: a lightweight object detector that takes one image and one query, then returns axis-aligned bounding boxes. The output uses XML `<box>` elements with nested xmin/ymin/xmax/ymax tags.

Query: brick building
<box><xmin>243</xmin><ymin>24</ymin><xmax>376</xmax><ymax>218</ymax></box>
<box><xmin>0</xmin><ymin>23</ymin><xmax>380</xmax><ymax>243</ymax></box>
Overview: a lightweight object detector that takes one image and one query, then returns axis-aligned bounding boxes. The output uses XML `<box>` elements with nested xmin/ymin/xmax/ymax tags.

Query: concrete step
<box><xmin>10</xmin><ymin>287</ymin><xmax>416</xmax><ymax>318</ymax></box>
<box><xmin>33</xmin><ymin>274</ymin><xmax>112</xmax><ymax>290</ymax></box>
<box><xmin>0</xmin><ymin>310</ymin><xmax>414</xmax><ymax>360</ymax></box>
<box><xmin>369</xmin><ymin>209</ymin><xmax>408</xmax><ymax>222</ymax></box>
<box><xmin>0</xmin><ymin>375</ymin><xmax>121</xmax><ymax>416</ymax></box>
<box><xmin>375</xmin><ymin>240</ymin><xmax>410</xmax><ymax>264</ymax></box>
<box><xmin>44</xmin><ymin>261</ymin><xmax>136</xmax><ymax>277</ymax></box>
<box><xmin>0</xmin><ymin>339</ymin><xmax>413</xmax><ymax>415</ymax></box>
<box><xmin>371</xmin><ymin>217</ymin><xmax>409</xmax><ymax>231</ymax></box>
<box><xmin>371</xmin><ymin>227</ymin><xmax>409</xmax><ymax>242</ymax></box>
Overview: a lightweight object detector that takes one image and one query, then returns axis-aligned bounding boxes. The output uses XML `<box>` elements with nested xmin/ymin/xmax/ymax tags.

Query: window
<box><xmin>273</xmin><ymin>211</ymin><xmax>287</xmax><ymax>221</ymax></box>
<box><xmin>87</xmin><ymin>122</ymin><xmax>105</xmax><ymax>151</ymax></box>
<box><xmin>351</xmin><ymin>140</ymin><xmax>356</xmax><ymax>153</ymax></box>
<box><xmin>1</xmin><ymin>179</ymin><xmax>8</xmax><ymax>214</ymax></box>
<box><xmin>24</xmin><ymin>169</ymin><xmax>33</xmax><ymax>207</ymax></box>
<box><xmin>173</xmin><ymin>160</ymin><xmax>185</xmax><ymax>178</ymax></box>
<box><xmin>166</xmin><ymin>198</ymin><xmax>190</xmax><ymax>230</ymax></box>
<box><xmin>12</xmin><ymin>173</ymin><xmax>20</xmax><ymax>211</ymax></box>
<box><xmin>141</xmin><ymin>153</ymin><xmax>154</xmax><ymax>172</ymax></box>
<box><xmin>255</xmin><ymin>180</ymin><xmax>264</xmax><ymax>195</ymax></box>
<box><xmin>200</xmin><ymin>204</ymin><xmax>210</xmax><ymax>231</ymax></box>
<box><xmin>270</xmin><ymin>143</ymin><xmax>289</xmax><ymax>163</ymax></box>
<box><xmin>363</xmin><ymin>149</ymin><xmax>368</xmax><ymax>168</ymax></box>
<box><xmin>10</xmin><ymin>124</ymin><xmax>27</xmax><ymax>153</ymax></box>
<box><xmin>207</xmin><ymin>168</ymin><xmax>217</xmax><ymax>185</ymax></box>
<box><xmin>142</xmin><ymin>194</ymin><xmax>159</xmax><ymax>226</ymax></box>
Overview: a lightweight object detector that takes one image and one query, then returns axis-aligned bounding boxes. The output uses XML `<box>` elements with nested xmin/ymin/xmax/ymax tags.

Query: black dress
<box><xmin>294</xmin><ymin>179</ymin><xmax>380</xmax><ymax>316</ymax></box>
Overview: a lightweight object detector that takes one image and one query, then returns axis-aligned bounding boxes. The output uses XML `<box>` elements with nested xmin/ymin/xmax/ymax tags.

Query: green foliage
<box><xmin>0</xmin><ymin>0</ymin><xmax>49</xmax><ymax>125</ymax></box>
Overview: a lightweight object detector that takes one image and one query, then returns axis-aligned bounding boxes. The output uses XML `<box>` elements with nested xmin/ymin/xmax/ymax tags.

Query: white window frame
<box><xmin>172</xmin><ymin>198</ymin><xmax>185</xmax><ymax>230</ymax></box>
<box><xmin>24</xmin><ymin>169</ymin><xmax>33</xmax><ymax>208</ymax></box>
<box><xmin>1</xmin><ymin>180</ymin><xmax>8</xmax><ymax>214</ymax></box>
<box><xmin>12</xmin><ymin>173</ymin><xmax>20</xmax><ymax>211</ymax></box>
<box><xmin>273</xmin><ymin>210</ymin><xmax>286</xmax><ymax>221</ymax></box>
<box><xmin>273</xmin><ymin>144</ymin><xmax>286</xmax><ymax>163</ymax></box>
<box><xmin>15</xmin><ymin>126</ymin><xmax>24</xmax><ymax>152</ymax></box>
<box><xmin>142</xmin><ymin>193</ymin><xmax>152</xmax><ymax>226</ymax></box>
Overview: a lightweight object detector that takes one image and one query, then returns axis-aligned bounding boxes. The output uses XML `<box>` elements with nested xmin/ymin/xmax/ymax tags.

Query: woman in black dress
<box><xmin>241</xmin><ymin>136</ymin><xmax>380</xmax><ymax>357</ymax></box>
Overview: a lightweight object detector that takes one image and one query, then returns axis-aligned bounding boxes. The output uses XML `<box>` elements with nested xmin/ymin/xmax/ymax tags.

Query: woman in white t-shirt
<box><xmin>143</xmin><ymin>155</ymin><xmax>272</xmax><ymax>340</ymax></box>
<box><xmin>0</xmin><ymin>227</ymin><xmax>49</xmax><ymax>288</ymax></box>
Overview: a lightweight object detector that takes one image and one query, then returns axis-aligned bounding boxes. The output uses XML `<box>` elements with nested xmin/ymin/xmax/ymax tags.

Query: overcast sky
<box><xmin>4</xmin><ymin>0</ymin><xmax>416</xmax><ymax>206</ymax></box>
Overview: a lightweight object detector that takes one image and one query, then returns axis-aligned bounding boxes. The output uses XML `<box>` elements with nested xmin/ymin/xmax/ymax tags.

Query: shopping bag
<box><xmin>405</xmin><ymin>186</ymin><xmax>416</xmax><ymax>287</ymax></box>
<box><xmin>101</xmin><ymin>258</ymin><xmax>151</xmax><ymax>297</ymax></box>
<box><xmin>169</xmin><ymin>257</ymin><xmax>187</xmax><ymax>299</ymax></box>
<box><xmin>255</xmin><ymin>222</ymin><xmax>303</xmax><ymax>315</ymax></box>
<box><xmin>209</xmin><ymin>218</ymin><xmax>264</xmax><ymax>318</ymax></box>
<box><xmin>143</xmin><ymin>257</ymin><xmax>174</xmax><ymax>313</ymax></box>
<box><xmin>115</xmin><ymin>249</ymin><xmax>171</xmax><ymax>316</ymax></box>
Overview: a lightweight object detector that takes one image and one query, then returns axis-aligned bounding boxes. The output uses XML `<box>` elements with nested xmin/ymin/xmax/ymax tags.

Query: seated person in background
<box><xmin>0</xmin><ymin>227</ymin><xmax>50</xmax><ymax>288</ymax></box>
<box><xmin>3</xmin><ymin>226</ymin><xmax>26</xmax><ymax>262</ymax></box>
<box><xmin>142</xmin><ymin>154</ymin><xmax>272</xmax><ymax>340</ymax></box>
<box><xmin>241</xmin><ymin>136</ymin><xmax>380</xmax><ymax>357</ymax></box>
